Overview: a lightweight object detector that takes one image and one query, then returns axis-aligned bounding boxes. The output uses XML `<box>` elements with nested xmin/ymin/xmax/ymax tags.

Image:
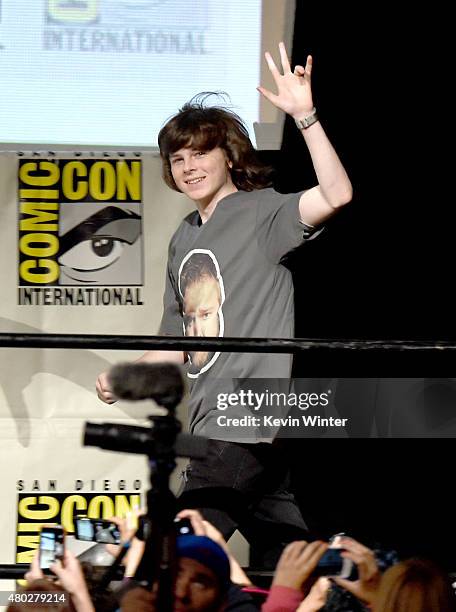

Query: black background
<box><xmin>261</xmin><ymin>2</ymin><xmax>454</xmax><ymax>569</ymax></box>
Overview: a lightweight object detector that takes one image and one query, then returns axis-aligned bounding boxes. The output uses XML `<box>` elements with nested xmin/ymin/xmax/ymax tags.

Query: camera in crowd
<box><xmin>39</xmin><ymin>526</ymin><xmax>65</xmax><ymax>570</ymax></box>
<box><xmin>74</xmin><ymin>517</ymin><xmax>121</xmax><ymax>545</ymax></box>
<box><xmin>315</xmin><ymin>547</ymin><xmax>357</xmax><ymax>580</ymax></box>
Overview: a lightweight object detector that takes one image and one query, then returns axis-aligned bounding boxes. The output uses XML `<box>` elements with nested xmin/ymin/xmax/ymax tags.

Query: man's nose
<box><xmin>183</xmin><ymin>157</ymin><xmax>196</xmax><ymax>173</ymax></box>
<box><xmin>175</xmin><ymin>576</ymin><xmax>190</xmax><ymax>601</ymax></box>
<box><xmin>193</xmin><ymin>317</ymin><xmax>203</xmax><ymax>336</ymax></box>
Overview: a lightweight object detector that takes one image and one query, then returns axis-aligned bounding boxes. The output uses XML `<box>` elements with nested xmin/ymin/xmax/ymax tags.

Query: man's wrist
<box><xmin>294</xmin><ymin>107</ymin><xmax>318</xmax><ymax>130</ymax></box>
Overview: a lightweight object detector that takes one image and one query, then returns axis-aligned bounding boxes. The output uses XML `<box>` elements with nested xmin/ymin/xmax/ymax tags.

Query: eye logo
<box><xmin>59</xmin><ymin>206</ymin><xmax>142</xmax><ymax>284</ymax></box>
<box><xmin>18</xmin><ymin>159</ymin><xmax>144</xmax><ymax>294</ymax></box>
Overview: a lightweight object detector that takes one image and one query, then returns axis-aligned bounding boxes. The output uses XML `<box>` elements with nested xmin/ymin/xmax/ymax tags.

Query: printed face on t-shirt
<box><xmin>183</xmin><ymin>274</ymin><xmax>221</xmax><ymax>369</ymax></box>
<box><xmin>179</xmin><ymin>249</ymin><xmax>225</xmax><ymax>377</ymax></box>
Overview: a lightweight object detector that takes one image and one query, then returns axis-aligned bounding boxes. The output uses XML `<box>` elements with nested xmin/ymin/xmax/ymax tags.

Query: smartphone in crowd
<box><xmin>74</xmin><ymin>517</ymin><xmax>121</xmax><ymax>545</ymax></box>
<box><xmin>39</xmin><ymin>526</ymin><xmax>65</xmax><ymax>570</ymax></box>
<box><xmin>174</xmin><ymin>517</ymin><xmax>194</xmax><ymax>536</ymax></box>
<box><xmin>314</xmin><ymin>547</ymin><xmax>358</xmax><ymax>580</ymax></box>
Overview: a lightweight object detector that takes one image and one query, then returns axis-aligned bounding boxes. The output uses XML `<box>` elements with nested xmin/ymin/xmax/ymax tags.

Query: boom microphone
<box><xmin>108</xmin><ymin>362</ymin><xmax>185</xmax><ymax>409</ymax></box>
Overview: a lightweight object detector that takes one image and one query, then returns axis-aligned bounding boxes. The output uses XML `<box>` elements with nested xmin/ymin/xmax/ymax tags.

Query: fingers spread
<box><xmin>282</xmin><ymin>540</ymin><xmax>308</xmax><ymax>560</ymax></box>
<box><xmin>279</xmin><ymin>41</ymin><xmax>291</xmax><ymax>72</ymax></box>
<box><xmin>340</xmin><ymin>537</ymin><xmax>372</xmax><ymax>556</ymax></box>
<box><xmin>257</xmin><ymin>86</ymin><xmax>278</xmax><ymax>105</ymax></box>
<box><xmin>265</xmin><ymin>51</ymin><xmax>279</xmax><ymax>74</ymax></box>
<box><xmin>299</xmin><ymin>540</ymin><xmax>328</xmax><ymax>568</ymax></box>
<box><xmin>305</xmin><ymin>55</ymin><xmax>313</xmax><ymax>75</ymax></box>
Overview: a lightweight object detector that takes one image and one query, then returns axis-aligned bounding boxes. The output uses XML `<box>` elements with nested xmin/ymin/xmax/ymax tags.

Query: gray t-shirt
<box><xmin>159</xmin><ymin>188</ymin><xmax>319</xmax><ymax>439</ymax></box>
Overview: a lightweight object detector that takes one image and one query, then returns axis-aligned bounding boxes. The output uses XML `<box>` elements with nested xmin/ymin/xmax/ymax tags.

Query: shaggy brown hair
<box><xmin>158</xmin><ymin>93</ymin><xmax>273</xmax><ymax>192</ymax></box>
<box><xmin>375</xmin><ymin>558</ymin><xmax>456</xmax><ymax>612</ymax></box>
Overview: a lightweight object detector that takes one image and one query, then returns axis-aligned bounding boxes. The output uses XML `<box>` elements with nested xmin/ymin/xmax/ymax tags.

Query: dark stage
<box><xmin>261</xmin><ymin>2</ymin><xmax>453</xmax><ymax>570</ymax></box>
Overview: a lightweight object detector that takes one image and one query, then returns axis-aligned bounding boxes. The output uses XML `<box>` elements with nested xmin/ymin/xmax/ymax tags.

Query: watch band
<box><xmin>294</xmin><ymin>107</ymin><xmax>318</xmax><ymax>130</ymax></box>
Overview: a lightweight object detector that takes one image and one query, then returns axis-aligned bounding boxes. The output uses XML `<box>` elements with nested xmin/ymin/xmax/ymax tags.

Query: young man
<box><xmin>96</xmin><ymin>43</ymin><xmax>352</xmax><ymax>567</ymax></box>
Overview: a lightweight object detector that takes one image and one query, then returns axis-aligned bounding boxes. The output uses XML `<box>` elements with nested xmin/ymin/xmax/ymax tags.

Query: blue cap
<box><xmin>176</xmin><ymin>535</ymin><xmax>231</xmax><ymax>591</ymax></box>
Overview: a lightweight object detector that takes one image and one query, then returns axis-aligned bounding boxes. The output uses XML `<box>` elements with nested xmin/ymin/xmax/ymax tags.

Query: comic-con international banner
<box><xmin>0</xmin><ymin>152</ymin><xmax>193</xmax><ymax>580</ymax></box>
<box><xmin>18</xmin><ymin>158</ymin><xmax>143</xmax><ymax>306</ymax></box>
<box><xmin>16</xmin><ymin>490</ymin><xmax>141</xmax><ymax>564</ymax></box>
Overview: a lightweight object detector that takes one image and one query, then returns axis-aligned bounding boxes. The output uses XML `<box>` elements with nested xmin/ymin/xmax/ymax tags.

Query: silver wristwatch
<box><xmin>294</xmin><ymin>107</ymin><xmax>318</xmax><ymax>130</ymax></box>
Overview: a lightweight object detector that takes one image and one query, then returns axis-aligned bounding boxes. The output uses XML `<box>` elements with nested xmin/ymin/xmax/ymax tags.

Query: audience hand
<box><xmin>272</xmin><ymin>540</ymin><xmax>328</xmax><ymax>591</ymax></box>
<box><xmin>297</xmin><ymin>577</ymin><xmax>331</xmax><ymax>611</ymax></box>
<box><xmin>332</xmin><ymin>537</ymin><xmax>381</xmax><ymax>606</ymax></box>
<box><xmin>176</xmin><ymin>508</ymin><xmax>252</xmax><ymax>586</ymax></box>
<box><xmin>24</xmin><ymin>552</ymin><xmax>44</xmax><ymax>583</ymax></box>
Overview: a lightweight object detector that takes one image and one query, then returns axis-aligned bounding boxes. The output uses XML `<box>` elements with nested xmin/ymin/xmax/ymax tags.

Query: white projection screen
<box><xmin>0</xmin><ymin>0</ymin><xmax>295</xmax><ymax>149</ymax></box>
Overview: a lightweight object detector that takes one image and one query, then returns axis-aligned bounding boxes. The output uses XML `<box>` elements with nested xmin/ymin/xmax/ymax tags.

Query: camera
<box><xmin>39</xmin><ymin>526</ymin><xmax>65</xmax><ymax>570</ymax></box>
<box><xmin>314</xmin><ymin>548</ymin><xmax>358</xmax><ymax>580</ymax></box>
<box><xmin>74</xmin><ymin>517</ymin><xmax>121</xmax><ymax>545</ymax></box>
<box><xmin>173</xmin><ymin>518</ymin><xmax>194</xmax><ymax>536</ymax></box>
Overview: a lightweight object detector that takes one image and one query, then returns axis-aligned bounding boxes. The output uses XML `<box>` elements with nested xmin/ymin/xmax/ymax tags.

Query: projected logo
<box><xmin>46</xmin><ymin>0</ymin><xmax>98</xmax><ymax>24</ymax></box>
<box><xmin>43</xmin><ymin>0</ymin><xmax>208</xmax><ymax>54</ymax></box>
<box><xmin>17</xmin><ymin>159</ymin><xmax>144</xmax><ymax>306</ymax></box>
<box><xmin>46</xmin><ymin>0</ymin><xmax>207</xmax><ymax>28</ymax></box>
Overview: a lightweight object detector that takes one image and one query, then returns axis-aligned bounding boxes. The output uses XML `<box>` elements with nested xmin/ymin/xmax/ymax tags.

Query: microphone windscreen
<box><xmin>108</xmin><ymin>362</ymin><xmax>184</xmax><ymax>407</ymax></box>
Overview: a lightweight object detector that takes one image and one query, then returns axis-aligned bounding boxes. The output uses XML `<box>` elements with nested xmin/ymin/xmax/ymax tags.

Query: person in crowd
<box><xmin>119</xmin><ymin>534</ymin><xmax>258</xmax><ymax>612</ymax></box>
<box><xmin>108</xmin><ymin>509</ymin><xmax>258</xmax><ymax>609</ymax></box>
<box><xmin>374</xmin><ymin>557</ymin><xmax>456</xmax><ymax>612</ymax></box>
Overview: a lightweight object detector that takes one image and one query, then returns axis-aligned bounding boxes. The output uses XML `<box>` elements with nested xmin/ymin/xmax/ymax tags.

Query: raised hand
<box><xmin>257</xmin><ymin>42</ymin><xmax>314</xmax><ymax>119</ymax></box>
<box><xmin>176</xmin><ymin>509</ymin><xmax>252</xmax><ymax>586</ymax></box>
<box><xmin>50</xmin><ymin>550</ymin><xmax>90</xmax><ymax>601</ymax></box>
<box><xmin>271</xmin><ymin>540</ymin><xmax>328</xmax><ymax>591</ymax></box>
<box><xmin>176</xmin><ymin>508</ymin><xmax>236</xmax><ymax>557</ymax></box>
<box><xmin>332</xmin><ymin>537</ymin><xmax>382</xmax><ymax>606</ymax></box>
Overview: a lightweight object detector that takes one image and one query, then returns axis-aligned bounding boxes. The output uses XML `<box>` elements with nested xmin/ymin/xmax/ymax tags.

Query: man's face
<box><xmin>183</xmin><ymin>275</ymin><xmax>221</xmax><ymax>369</ymax></box>
<box><xmin>169</xmin><ymin>146</ymin><xmax>234</xmax><ymax>206</ymax></box>
<box><xmin>174</xmin><ymin>557</ymin><xmax>223</xmax><ymax>612</ymax></box>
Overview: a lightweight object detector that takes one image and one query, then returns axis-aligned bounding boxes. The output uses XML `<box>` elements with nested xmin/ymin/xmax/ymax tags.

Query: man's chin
<box><xmin>190</xmin><ymin>351</ymin><xmax>214</xmax><ymax>371</ymax></box>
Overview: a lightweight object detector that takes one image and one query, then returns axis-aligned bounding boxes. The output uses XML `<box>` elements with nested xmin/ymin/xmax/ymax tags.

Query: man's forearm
<box><xmin>298</xmin><ymin>119</ymin><xmax>352</xmax><ymax>208</ymax></box>
<box><xmin>135</xmin><ymin>350</ymin><xmax>186</xmax><ymax>365</ymax></box>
